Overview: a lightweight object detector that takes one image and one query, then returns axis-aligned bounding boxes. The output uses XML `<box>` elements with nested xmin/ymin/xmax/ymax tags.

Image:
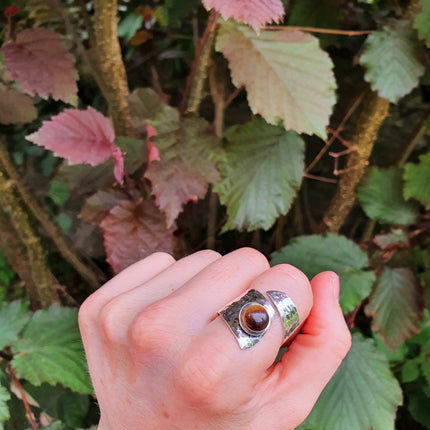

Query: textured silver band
<box><xmin>266</xmin><ymin>290</ymin><xmax>299</xmax><ymax>344</ymax></box>
<box><xmin>218</xmin><ymin>289</ymin><xmax>275</xmax><ymax>350</ymax></box>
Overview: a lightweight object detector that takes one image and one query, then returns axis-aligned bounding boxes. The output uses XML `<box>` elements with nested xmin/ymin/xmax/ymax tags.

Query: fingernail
<box><xmin>328</xmin><ymin>272</ymin><xmax>339</xmax><ymax>302</ymax></box>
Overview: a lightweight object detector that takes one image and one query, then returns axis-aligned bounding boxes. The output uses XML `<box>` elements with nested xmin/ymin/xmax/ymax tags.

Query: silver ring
<box><xmin>218</xmin><ymin>289</ymin><xmax>275</xmax><ymax>350</ymax></box>
<box><xmin>266</xmin><ymin>290</ymin><xmax>299</xmax><ymax>345</ymax></box>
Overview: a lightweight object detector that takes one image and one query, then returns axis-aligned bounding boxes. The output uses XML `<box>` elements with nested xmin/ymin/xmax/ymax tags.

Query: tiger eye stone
<box><xmin>239</xmin><ymin>303</ymin><xmax>270</xmax><ymax>335</ymax></box>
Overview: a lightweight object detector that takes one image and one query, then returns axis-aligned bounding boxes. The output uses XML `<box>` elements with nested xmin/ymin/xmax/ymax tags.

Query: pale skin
<box><xmin>78</xmin><ymin>248</ymin><xmax>352</xmax><ymax>430</ymax></box>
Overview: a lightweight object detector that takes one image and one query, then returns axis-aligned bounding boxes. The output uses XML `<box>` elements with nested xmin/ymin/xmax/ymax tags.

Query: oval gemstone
<box><xmin>239</xmin><ymin>303</ymin><xmax>270</xmax><ymax>335</ymax></box>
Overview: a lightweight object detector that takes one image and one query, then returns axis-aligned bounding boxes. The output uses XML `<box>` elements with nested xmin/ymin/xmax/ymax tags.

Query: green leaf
<box><xmin>164</xmin><ymin>0</ymin><xmax>200</xmax><ymax>26</ymax></box>
<box><xmin>130</xmin><ymin>88</ymin><xmax>221</xmax><ymax>227</ymax></box>
<box><xmin>0</xmin><ymin>250</ymin><xmax>14</xmax><ymax>288</ymax></box>
<box><xmin>40</xmin><ymin>422</ymin><xmax>67</xmax><ymax>430</ymax></box>
<box><xmin>271</xmin><ymin>234</ymin><xmax>374</xmax><ymax>313</ymax></box>
<box><xmin>365</xmin><ymin>268</ymin><xmax>423</xmax><ymax>352</ymax></box>
<box><xmin>373</xmin><ymin>335</ymin><xmax>409</xmax><ymax>363</ymax></box>
<box><xmin>216</xmin><ymin>20</ymin><xmax>336</xmax><ymax>138</ymax></box>
<box><xmin>48</xmin><ymin>181</ymin><xmax>70</xmax><ymax>206</ymax></box>
<box><xmin>422</xmin><ymin>355</ymin><xmax>430</xmax><ymax>385</ymax></box>
<box><xmin>401</xmin><ymin>359</ymin><xmax>421</xmax><ymax>382</ymax></box>
<box><xmin>23</xmin><ymin>383</ymin><xmax>89</xmax><ymax>428</ymax></box>
<box><xmin>213</xmin><ymin>117</ymin><xmax>304</xmax><ymax>231</ymax></box>
<box><xmin>10</xmin><ymin>304</ymin><xmax>93</xmax><ymax>394</ymax></box>
<box><xmin>129</xmin><ymin>87</ymin><xmax>179</xmax><ymax>135</ymax></box>
<box><xmin>414</xmin><ymin>0</ymin><xmax>430</xmax><ymax>46</ymax></box>
<box><xmin>404</xmin><ymin>151</ymin><xmax>430</xmax><ymax>209</ymax></box>
<box><xmin>373</xmin><ymin>228</ymin><xmax>408</xmax><ymax>249</ymax></box>
<box><xmin>408</xmin><ymin>390</ymin><xmax>430</xmax><ymax>428</ymax></box>
<box><xmin>115</xmin><ymin>137</ymin><xmax>146</xmax><ymax>174</ymax></box>
<box><xmin>117</xmin><ymin>14</ymin><xmax>143</xmax><ymax>41</ymax></box>
<box><xmin>0</xmin><ymin>300</ymin><xmax>30</xmax><ymax>351</ymax></box>
<box><xmin>55</xmin><ymin>214</ymin><xmax>71</xmax><ymax>235</ymax></box>
<box><xmin>357</xmin><ymin>167</ymin><xmax>418</xmax><ymax>225</ymax></box>
<box><xmin>0</xmin><ymin>384</ymin><xmax>10</xmax><ymax>427</ymax></box>
<box><xmin>298</xmin><ymin>333</ymin><xmax>402</xmax><ymax>430</ymax></box>
<box><xmin>359</xmin><ymin>20</ymin><xmax>425</xmax><ymax>102</ymax></box>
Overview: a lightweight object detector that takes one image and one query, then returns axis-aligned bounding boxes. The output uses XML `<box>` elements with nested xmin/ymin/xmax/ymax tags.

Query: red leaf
<box><xmin>4</xmin><ymin>6</ymin><xmax>18</xmax><ymax>17</ymax></box>
<box><xmin>80</xmin><ymin>190</ymin><xmax>127</xmax><ymax>224</ymax></box>
<box><xmin>145</xmin><ymin>160</ymin><xmax>209</xmax><ymax>227</ymax></box>
<box><xmin>26</xmin><ymin>107</ymin><xmax>124</xmax><ymax>184</ymax></box>
<box><xmin>202</xmin><ymin>0</ymin><xmax>284</xmax><ymax>32</ymax></box>
<box><xmin>100</xmin><ymin>198</ymin><xmax>174</xmax><ymax>273</ymax></box>
<box><xmin>0</xmin><ymin>83</ymin><xmax>37</xmax><ymax>125</ymax></box>
<box><xmin>1</xmin><ymin>28</ymin><xmax>78</xmax><ymax>105</ymax></box>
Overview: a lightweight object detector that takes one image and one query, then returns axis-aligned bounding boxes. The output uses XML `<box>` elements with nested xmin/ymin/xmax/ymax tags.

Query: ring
<box><xmin>218</xmin><ymin>289</ymin><xmax>275</xmax><ymax>350</ymax></box>
<box><xmin>266</xmin><ymin>290</ymin><xmax>299</xmax><ymax>345</ymax></box>
<box><xmin>218</xmin><ymin>289</ymin><xmax>299</xmax><ymax>350</ymax></box>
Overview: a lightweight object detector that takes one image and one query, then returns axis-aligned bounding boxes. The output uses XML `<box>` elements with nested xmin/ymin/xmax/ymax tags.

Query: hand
<box><xmin>78</xmin><ymin>248</ymin><xmax>351</xmax><ymax>430</ymax></box>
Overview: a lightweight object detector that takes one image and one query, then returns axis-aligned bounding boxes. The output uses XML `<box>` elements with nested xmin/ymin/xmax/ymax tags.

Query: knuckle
<box><xmin>148</xmin><ymin>251</ymin><xmax>176</xmax><ymax>265</ymax></box>
<box><xmin>192</xmin><ymin>249</ymin><xmax>222</xmax><ymax>261</ymax></box>
<box><xmin>176</xmin><ymin>344</ymin><xmax>230</xmax><ymax>408</ymax></box>
<box><xmin>233</xmin><ymin>247</ymin><xmax>270</xmax><ymax>270</ymax></box>
<box><xmin>127</xmin><ymin>301</ymin><xmax>173</xmax><ymax>355</ymax></box>
<box><xmin>78</xmin><ymin>294</ymin><xmax>100</xmax><ymax>329</ymax></box>
<box><xmin>98</xmin><ymin>299</ymin><xmax>125</xmax><ymax>344</ymax></box>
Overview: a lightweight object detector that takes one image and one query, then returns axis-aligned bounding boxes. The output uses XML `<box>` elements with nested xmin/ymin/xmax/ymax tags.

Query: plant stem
<box><xmin>206</xmin><ymin>62</ymin><xmax>224</xmax><ymax>249</ymax></box>
<box><xmin>0</xmin><ymin>138</ymin><xmax>104</xmax><ymax>290</ymax></box>
<box><xmin>93</xmin><ymin>0</ymin><xmax>133</xmax><ymax>136</ymax></box>
<box><xmin>264</xmin><ymin>26</ymin><xmax>372</xmax><ymax>36</ymax></box>
<box><xmin>7</xmin><ymin>366</ymin><xmax>39</xmax><ymax>430</ymax></box>
<box><xmin>319</xmin><ymin>91</ymin><xmax>390</xmax><ymax>233</ymax></box>
<box><xmin>0</xmin><ymin>170</ymin><xmax>58</xmax><ymax>307</ymax></box>
<box><xmin>180</xmin><ymin>10</ymin><xmax>217</xmax><ymax>114</ymax></box>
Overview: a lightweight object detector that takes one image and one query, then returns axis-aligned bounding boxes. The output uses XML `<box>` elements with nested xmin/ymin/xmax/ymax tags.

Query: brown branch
<box><xmin>318</xmin><ymin>91</ymin><xmax>390</xmax><ymax>233</ymax></box>
<box><xmin>263</xmin><ymin>26</ymin><xmax>373</xmax><ymax>36</ymax></box>
<box><xmin>303</xmin><ymin>173</ymin><xmax>337</xmax><ymax>184</ymax></box>
<box><xmin>0</xmin><ymin>138</ymin><xmax>104</xmax><ymax>290</ymax></box>
<box><xmin>7</xmin><ymin>366</ymin><xmax>38</xmax><ymax>430</ymax></box>
<box><xmin>0</xmin><ymin>170</ymin><xmax>58</xmax><ymax>308</ymax></box>
<box><xmin>180</xmin><ymin>10</ymin><xmax>217</xmax><ymax>114</ymax></box>
<box><xmin>93</xmin><ymin>0</ymin><xmax>133</xmax><ymax>136</ymax></box>
<box><xmin>206</xmin><ymin>62</ymin><xmax>224</xmax><ymax>249</ymax></box>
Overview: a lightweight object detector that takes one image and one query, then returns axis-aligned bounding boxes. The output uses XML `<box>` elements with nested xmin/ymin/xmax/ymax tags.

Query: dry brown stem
<box><xmin>93</xmin><ymin>0</ymin><xmax>133</xmax><ymax>136</ymax></box>
<box><xmin>319</xmin><ymin>91</ymin><xmax>389</xmax><ymax>233</ymax></box>
<box><xmin>0</xmin><ymin>170</ymin><xmax>58</xmax><ymax>307</ymax></box>
<box><xmin>0</xmin><ymin>138</ymin><xmax>103</xmax><ymax>290</ymax></box>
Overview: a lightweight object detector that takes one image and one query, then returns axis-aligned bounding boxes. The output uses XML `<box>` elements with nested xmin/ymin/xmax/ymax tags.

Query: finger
<box><xmin>263</xmin><ymin>271</ymin><xmax>351</xmax><ymax>424</ymax></box>
<box><xmin>162</xmin><ymin>248</ymin><xmax>271</xmax><ymax>335</ymax></box>
<box><xmin>98</xmin><ymin>250</ymin><xmax>221</xmax><ymax>345</ymax></box>
<box><xmin>79</xmin><ymin>252</ymin><xmax>175</xmax><ymax>326</ymax></box>
<box><xmin>174</xmin><ymin>264</ymin><xmax>313</xmax><ymax>408</ymax></box>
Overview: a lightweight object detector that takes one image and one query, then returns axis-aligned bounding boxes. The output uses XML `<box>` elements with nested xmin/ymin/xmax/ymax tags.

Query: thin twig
<box><xmin>398</xmin><ymin>122</ymin><xmax>426</xmax><ymax>167</ymax></box>
<box><xmin>207</xmin><ymin>62</ymin><xmax>224</xmax><ymax>249</ymax></box>
<box><xmin>263</xmin><ymin>26</ymin><xmax>372</xmax><ymax>36</ymax></box>
<box><xmin>305</xmin><ymin>93</ymin><xmax>365</xmax><ymax>174</ymax></box>
<box><xmin>303</xmin><ymin>173</ymin><xmax>337</xmax><ymax>184</ymax></box>
<box><xmin>7</xmin><ymin>366</ymin><xmax>38</xmax><ymax>430</ymax></box>
<box><xmin>180</xmin><ymin>10</ymin><xmax>217</xmax><ymax>114</ymax></box>
<box><xmin>224</xmin><ymin>86</ymin><xmax>244</xmax><ymax>109</ymax></box>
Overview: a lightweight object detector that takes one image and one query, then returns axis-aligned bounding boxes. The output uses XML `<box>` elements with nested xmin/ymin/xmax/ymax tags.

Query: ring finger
<box><xmin>174</xmin><ymin>263</ymin><xmax>313</xmax><ymax>408</ymax></box>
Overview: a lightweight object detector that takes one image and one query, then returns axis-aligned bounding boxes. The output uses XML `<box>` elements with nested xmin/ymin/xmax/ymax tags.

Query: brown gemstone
<box><xmin>239</xmin><ymin>303</ymin><xmax>270</xmax><ymax>335</ymax></box>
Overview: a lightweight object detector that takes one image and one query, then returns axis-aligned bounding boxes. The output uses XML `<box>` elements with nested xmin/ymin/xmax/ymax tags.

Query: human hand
<box><xmin>78</xmin><ymin>248</ymin><xmax>351</xmax><ymax>430</ymax></box>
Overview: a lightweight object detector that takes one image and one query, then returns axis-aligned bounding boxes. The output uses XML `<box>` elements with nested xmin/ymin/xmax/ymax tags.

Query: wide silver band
<box><xmin>218</xmin><ymin>289</ymin><xmax>299</xmax><ymax>350</ymax></box>
<box><xmin>266</xmin><ymin>290</ymin><xmax>299</xmax><ymax>344</ymax></box>
<box><xmin>218</xmin><ymin>289</ymin><xmax>275</xmax><ymax>350</ymax></box>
